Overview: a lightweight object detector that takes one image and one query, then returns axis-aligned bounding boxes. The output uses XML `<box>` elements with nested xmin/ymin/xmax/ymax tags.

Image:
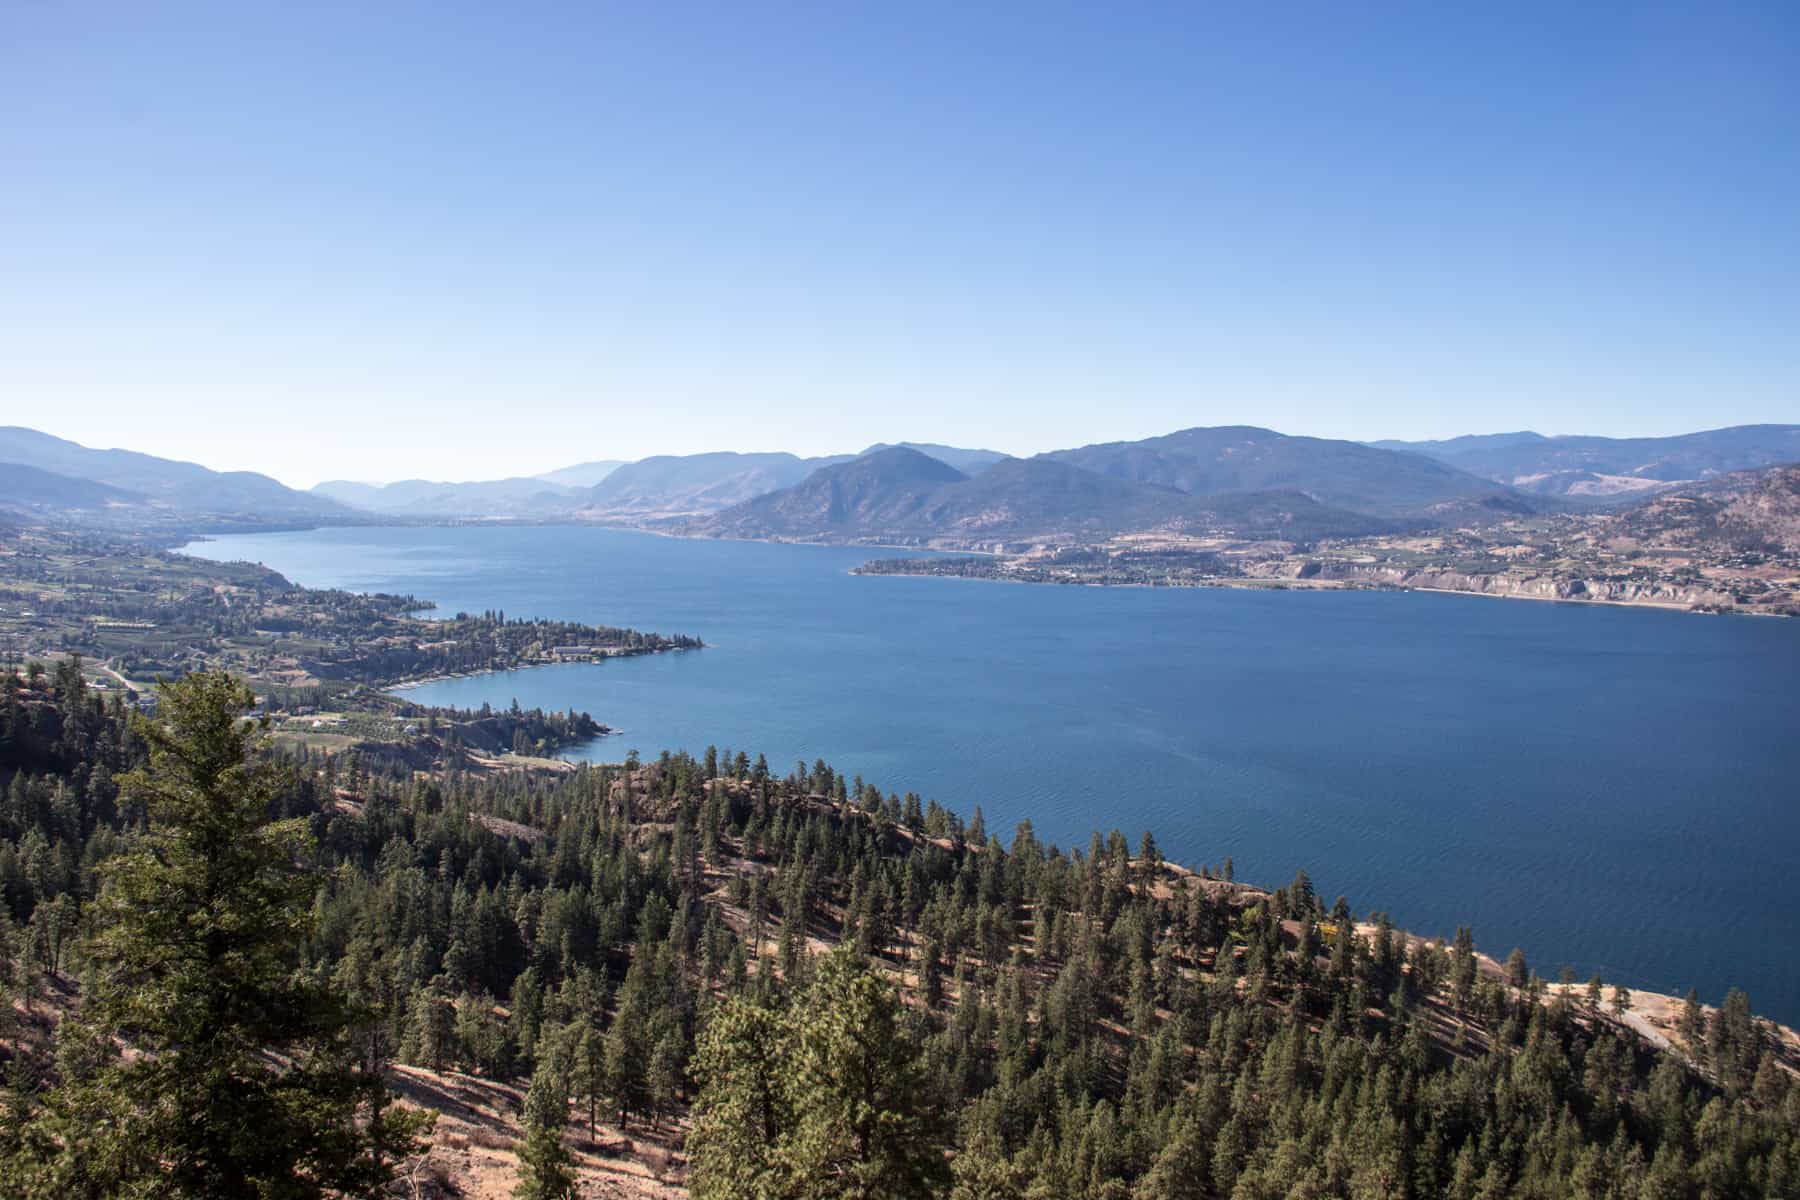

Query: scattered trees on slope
<box><xmin>1</xmin><ymin>665</ymin><xmax>1797</xmax><ymax>1197</ymax></box>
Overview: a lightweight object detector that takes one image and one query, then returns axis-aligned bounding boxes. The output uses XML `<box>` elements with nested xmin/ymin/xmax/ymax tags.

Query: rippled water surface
<box><xmin>185</xmin><ymin>525</ymin><xmax>1800</xmax><ymax>1021</ymax></box>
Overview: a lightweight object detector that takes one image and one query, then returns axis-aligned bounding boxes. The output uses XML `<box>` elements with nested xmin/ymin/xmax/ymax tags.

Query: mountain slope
<box><xmin>1375</xmin><ymin>424</ymin><xmax>1800</xmax><ymax>500</ymax></box>
<box><xmin>697</xmin><ymin>450</ymin><xmax>1397</xmax><ymax>544</ymax></box>
<box><xmin>533</xmin><ymin>459</ymin><xmax>625</xmax><ymax>488</ymax></box>
<box><xmin>575</xmin><ymin>451</ymin><xmax>846</xmax><ymax>516</ymax></box>
<box><xmin>1044</xmin><ymin>426</ymin><xmax>1527</xmax><ymax>518</ymax></box>
<box><xmin>1615</xmin><ymin>463</ymin><xmax>1800</xmax><ymax>554</ymax></box>
<box><xmin>915</xmin><ymin>456</ymin><xmax>1198</xmax><ymax>539</ymax></box>
<box><xmin>0</xmin><ymin>463</ymin><xmax>145</xmax><ymax>510</ymax></box>
<box><xmin>312</xmin><ymin>476</ymin><xmax>580</xmax><ymax>517</ymax></box>
<box><xmin>858</xmin><ymin>442</ymin><xmax>1008</xmax><ymax>474</ymax></box>
<box><xmin>701</xmin><ymin>446</ymin><xmax>968</xmax><ymax>538</ymax></box>
<box><xmin>0</xmin><ymin>426</ymin><xmax>350</xmax><ymax>520</ymax></box>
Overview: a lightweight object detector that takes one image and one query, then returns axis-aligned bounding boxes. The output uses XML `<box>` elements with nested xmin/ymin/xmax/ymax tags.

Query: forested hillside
<box><xmin>2</xmin><ymin>668</ymin><xmax>1797</xmax><ymax>1197</ymax></box>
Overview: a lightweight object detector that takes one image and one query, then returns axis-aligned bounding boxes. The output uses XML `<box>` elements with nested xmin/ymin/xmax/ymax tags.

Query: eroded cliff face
<box><xmin>1290</xmin><ymin>561</ymin><xmax>1736</xmax><ymax>610</ymax></box>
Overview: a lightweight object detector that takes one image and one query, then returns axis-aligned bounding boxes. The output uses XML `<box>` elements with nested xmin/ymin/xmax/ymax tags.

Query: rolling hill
<box><xmin>0</xmin><ymin>463</ymin><xmax>145</xmax><ymax>511</ymax></box>
<box><xmin>858</xmin><ymin>441</ymin><xmax>1007</xmax><ymax>474</ymax></box>
<box><xmin>1044</xmin><ymin>425</ymin><xmax>1530</xmax><ymax>519</ymax></box>
<box><xmin>695</xmin><ymin>447</ymin><xmax>1400</xmax><ymax>545</ymax></box>
<box><xmin>1372</xmin><ymin>424</ymin><xmax>1800</xmax><ymax>500</ymax></box>
<box><xmin>572</xmin><ymin>451</ymin><xmax>852</xmax><ymax>517</ymax></box>
<box><xmin>1614</xmin><ymin>463</ymin><xmax>1800</xmax><ymax>554</ymax></box>
<box><xmin>696</xmin><ymin>447</ymin><xmax>968</xmax><ymax>539</ymax></box>
<box><xmin>0</xmin><ymin>426</ymin><xmax>351</xmax><ymax>521</ymax></box>
<box><xmin>532</xmin><ymin>459</ymin><xmax>625</xmax><ymax>488</ymax></box>
<box><xmin>312</xmin><ymin>476</ymin><xmax>581</xmax><ymax>518</ymax></box>
<box><xmin>570</xmin><ymin>444</ymin><xmax>1004</xmax><ymax>517</ymax></box>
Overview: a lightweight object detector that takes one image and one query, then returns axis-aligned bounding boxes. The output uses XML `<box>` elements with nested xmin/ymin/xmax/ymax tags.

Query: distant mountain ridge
<box><xmin>698</xmin><ymin>447</ymin><xmax>968</xmax><ymax>539</ymax></box>
<box><xmin>1045</xmin><ymin>426</ymin><xmax>1533</xmax><ymax>519</ymax></box>
<box><xmin>687</xmin><ymin>426</ymin><xmax>1556</xmax><ymax>547</ymax></box>
<box><xmin>694</xmin><ymin>446</ymin><xmax>1404</xmax><ymax>545</ymax></box>
<box><xmin>532</xmin><ymin>460</ymin><xmax>624</xmax><ymax>488</ymax></box>
<box><xmin>1372</xmin><ymin>424</ymin><xmax>1800</xmax><ymax>500</ymax></box>
<box><xmin>0</xmin><ymin>426</ymin><xmax>350</xmax><ymax>521</ymax></box>
<box><xmin>312</xmin><ymin>476</ymin><xmax>582</xmax><ymax>518</ymax></box>
<box><xmin>0</xmin><ymin>462</ymin><xmax>144</xmax><ymax>511</ymax></box>
<box><xmin>572</xmin><ymin>451</ymin><xmax>852</xmax><ymax>517</ymax></box>
<box><xmin>9</xmin><ymin>422</ymin><xmax>1797</xmax><ymax>543</ymax></box>
<box><xmin>858</xmin><ymin>442</ymin><xmax>1007</xmax><ymax>474</ymax></box>
<box><xmin>310</xmin><ymin>444</ymin><xmax>1004</xmax><ymax>520</ymax></box>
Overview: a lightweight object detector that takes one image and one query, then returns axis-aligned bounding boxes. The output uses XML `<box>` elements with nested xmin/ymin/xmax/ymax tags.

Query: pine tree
<box><xmin>514</xmin><ymin>1053</ymin><xmax>577</xmax><ymax>1200</ymax></box>
<box><xmin>6</xmin><ymin>673</ymin><xmax>431</xmax><ymax>1197</ymax></box>
<box><xmin>1612</xmin><ymin>983</ymin><xmax>1633</xmax><ymax>1018</ymax></box>
<box><xmin>1679</xmin><ymin>987</ymin><xmax>1706</xmax><ymax>1055</ymax></box>
<box><xmin>648</xmin><ymin>1027</ymin><xmax>685</xmax><ymax>1130</ymax></box>
<box><xmin>1505</xmin><ymin>947</ymin><xmax>1529</xmax><ymax>990</ymax></box>
<box><xmin>690</xmin><ymin>947</ymin><xmax>947</xmax><ymax>1200</ymax></box>
<box><xmin>783</xmin><ymin>947</ymin><xmax>949</xmax><ymax>1199</ymax></box>
<box><xmin>689</xmin><ymin>996</ymin><xmax>795</xmax><ymax>1200</ymax></box>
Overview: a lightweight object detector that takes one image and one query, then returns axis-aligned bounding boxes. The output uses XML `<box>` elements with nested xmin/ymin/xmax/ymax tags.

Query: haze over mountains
<box><xmin>1046</xmin><ymin>427</ymin><xmax>1525</xmax><ymax>519</ymax></box>
<box><xmin>695</xmin><ymin>445</ymin><xmax>1410</xmax><ymax>545</ymax></box>
<box><xmin>312</xmin><ymin>476</ymin><xmax>586</xmax><ymax>519</ymax></box>
<box><xmin>3</xmin><ymin>422</ymin><xmax>1797</xmax><ymax>547</ymax></box>
<box><xmin>1373</xmin><ymin>424</ymin><xmax>1800</xmax><ymax>501</ymax></box>
<box><xmin>0</xmin><ymin>426</ymin><xmax>351</xmax><ymax>524</ymax></box>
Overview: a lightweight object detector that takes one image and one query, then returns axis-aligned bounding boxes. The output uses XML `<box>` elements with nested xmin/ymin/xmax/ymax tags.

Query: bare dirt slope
<box><xmin>387</xmin><ymin>1064</ymin><xmax>686</xmax><ymax>1199</ymax></box>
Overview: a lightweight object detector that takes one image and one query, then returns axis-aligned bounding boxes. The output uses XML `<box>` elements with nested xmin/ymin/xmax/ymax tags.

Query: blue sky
<box><xmin>2</xmin><ymin>2</ymin><xmax>1795</xmax><ymax>486</ymax></box>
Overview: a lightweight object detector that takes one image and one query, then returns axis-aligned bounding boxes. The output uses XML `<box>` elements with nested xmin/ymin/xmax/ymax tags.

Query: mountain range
<box><xmin>564</xmin><ymin>443</ymin><xmax>1009</xmax><ymax>519</ymax></box>
<box><xmin>693</xmin><ymin>445</ymin><xmax>1414</xmax><ymax>545</ymax></box>
<box><xmin>0</xmin><ymin>426</ymin><xmax>352</xmax><ymax>524</ymax></box>
<box><xmin>3</xmin><ymin>422</ymin><xmax>1796</xmax><ymax>547</ymax></box>
<box><xmin>1045</xmin><ymin>426</ymin><xmax>1526</xmax><ymax>519</ymax></box>
<box><xmin>1372</xmin><ymin>424</ymin><xmax>1800</xmax><ymax>500</ymax></box>
<box><xmin>312</xmin><ymin>476</ymin><xmax>585</xmax><ymax>519</ymax></box>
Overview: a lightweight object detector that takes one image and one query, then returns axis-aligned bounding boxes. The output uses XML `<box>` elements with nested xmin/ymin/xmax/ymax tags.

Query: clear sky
<box><xmin>2</xmin><ymin>2</ymin><xmax>1796</xmax><ymax>487</ymax></box>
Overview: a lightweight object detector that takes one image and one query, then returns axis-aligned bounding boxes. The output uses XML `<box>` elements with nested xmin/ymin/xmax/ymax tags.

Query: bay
<box><xmin>184</xmin><ymin>525</ymin><xmax>1800</xmax><ymax>1022</ymax></box>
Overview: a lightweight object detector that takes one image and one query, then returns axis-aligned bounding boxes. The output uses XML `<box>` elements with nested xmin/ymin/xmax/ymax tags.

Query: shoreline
<box><xmin>853</xmin><ymin>561</ymin><xmax>1786</xmax><ymax>618</ymax></box>
<box><xmin>373</xmin><ymin>652</ymin><xmax>1800</xmax><ymax>1026</ymax></box>
<box><xmin>192</xmin><ymin>522</ymin><xmax>1789</xmax><ymax>619</ymax></box>
<box><xmin>381</xmin><ymin>643</ymin><xmax>697</xmax><ymax>696</ymax></box>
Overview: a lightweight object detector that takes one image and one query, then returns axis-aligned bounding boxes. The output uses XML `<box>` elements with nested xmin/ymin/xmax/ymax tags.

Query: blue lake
<box><xmin>184</xmin><ymin>525</ymin><xmax>1800</xmax><ymax>1022</ymax></box>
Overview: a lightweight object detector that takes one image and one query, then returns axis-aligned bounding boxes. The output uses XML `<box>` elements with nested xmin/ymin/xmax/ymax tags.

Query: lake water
<box><xmin>184</xmin><ymin>525</ymin><xmax>1800</xmax><ymax>1022</ymax></box>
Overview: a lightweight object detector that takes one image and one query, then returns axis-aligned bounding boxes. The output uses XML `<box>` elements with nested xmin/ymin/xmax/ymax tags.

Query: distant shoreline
<box><xmin>852</xmin><ymin>559</ymin><xmax>1785</xmax><ymax>618</ymax></box>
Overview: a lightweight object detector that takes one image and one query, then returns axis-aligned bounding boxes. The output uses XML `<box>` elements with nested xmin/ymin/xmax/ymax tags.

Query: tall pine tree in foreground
<box><xmin>6</xmin><ymin>672</ymin><xmax>430</xmax><ymax>1198</ymax></box>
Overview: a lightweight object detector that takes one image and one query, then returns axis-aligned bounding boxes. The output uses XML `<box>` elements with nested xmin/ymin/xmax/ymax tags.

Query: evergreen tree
<box><xmin>689</xmin><ymin>996</ymin><xmax>795</xmax><ymax>1200</ymax></box>
<box><xmin>514</xmin><ymin>1052</ymin><xmax>576</xmax><ymax>1200</ymax></box>
<box><xmin>786</xmin><ymin>947</ymin><xmax>949</xmax><ymax>1199</ymax></box>
<box><xmin>6</xmin><ymin>673</ymin><xmax>430</xmax><ymax>1197</ymax></box>
<box><xmin>4</xmin><ymin>661</ymin><xmax>1797</xmax><ymax>1200</ymax></box>
<box><xmin>690</xmin><ymin>948</ymin><xmax>947</xmax><ymax>1200</ymax></box>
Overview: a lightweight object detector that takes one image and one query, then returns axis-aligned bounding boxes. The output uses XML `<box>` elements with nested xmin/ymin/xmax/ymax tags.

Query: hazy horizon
<box><xmin>5</xmin><ymin>3</ymin><xmax>1796</xmax><ymax>486</ymax></box>
<box><xmin>15</xmin><ymin>416</ymin><xmax>1800</xmax><ymax>492</ymax></box>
